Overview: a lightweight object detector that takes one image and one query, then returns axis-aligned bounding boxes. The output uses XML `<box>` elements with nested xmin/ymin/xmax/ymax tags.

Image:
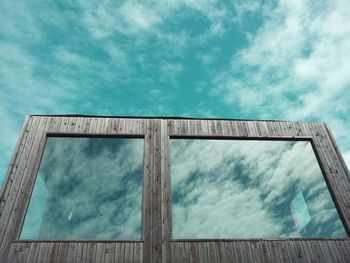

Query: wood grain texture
<box><xmin>0</xmin><ymin>116</ymin><xmax>31</xmax><ymax>215</ymax></box>
<box><xmin>161</xmin><ymin>120</ymin><xmax>172</xmax><ymax>263</ymax></box>
<box><xmin>1</xmin><ymin>117</ymin><xmax>350</xmax><ymax>262</ymax></box>
<box><xmin>152</xmin><ymin>119</ymin><xmax>162</xmax><ymax>263</ymax></box>
<box><xmin>170</xmin><ymin>240</ymin><xmax>350</xmax><ymax>263</ymax></box>
<box><xmin>0</xmin><ymin>116</ymin><xmax>47</xmax><ymax>259</ymax></box>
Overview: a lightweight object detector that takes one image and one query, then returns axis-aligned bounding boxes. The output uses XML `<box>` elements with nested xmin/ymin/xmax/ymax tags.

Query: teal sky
<box><xmin>1</xmin><ymin>0</ymin><xmax>350</xmax><ymax>186</ymax></box>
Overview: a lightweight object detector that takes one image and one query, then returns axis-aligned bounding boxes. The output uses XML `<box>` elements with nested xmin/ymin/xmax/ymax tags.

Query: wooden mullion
<box><xmin>143</xmin><ymin>119</ymin><xmax>153</xmax><ymax>263</ymax></box>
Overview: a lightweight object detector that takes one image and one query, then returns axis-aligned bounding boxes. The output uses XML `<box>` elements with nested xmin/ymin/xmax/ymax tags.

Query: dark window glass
<box><xmin>171</xmin><ymin>139</ymin><xmax>347</xmax><ymax>238</ymax></box>
<box><xmin>20</xmin><ymin>137</ymin><xmax>144</xmax><ymax>240</ymax></box>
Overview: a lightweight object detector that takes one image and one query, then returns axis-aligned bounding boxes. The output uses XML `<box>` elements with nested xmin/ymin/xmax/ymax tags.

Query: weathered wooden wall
<box><xmin>6</xmin><ymin>241</ymin><xmax>143</xmax><ymax>263</ymax></box>
<box><xmin>170</xmin><ymin>240</ymin><xmax>350</xmax><ymax>263</ymax></box>
<box><xmin>0</xmin><ymin>116</ymin><xmax>349</xmax><ymax>262</ymax></box>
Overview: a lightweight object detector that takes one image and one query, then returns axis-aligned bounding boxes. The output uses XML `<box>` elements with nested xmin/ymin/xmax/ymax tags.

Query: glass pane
<box><xmin>171</xmin><ymin>139</ymin><xmax>347</xmax><ymax>238</ymax></box>
<box><xmin>20</xmin><ymin>137</ymin><xmax>144</xmax><ymax>240</ymax></box>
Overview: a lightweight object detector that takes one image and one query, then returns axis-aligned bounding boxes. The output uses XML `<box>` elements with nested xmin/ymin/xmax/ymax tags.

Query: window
<box><xmin>171</xmin><ymin>139</ymin><xmax>347</xmax><ymax>239</ymax></box>
<box><xmin>20</xmin><ymin>136</ymin><xmax>144</xmax><ymax>240</ymax></box>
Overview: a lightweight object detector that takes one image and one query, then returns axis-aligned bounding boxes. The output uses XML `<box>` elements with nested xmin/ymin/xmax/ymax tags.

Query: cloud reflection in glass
<box><xmin>20</xmin><ymin>137</ymin><xmax>144</xmax><ymax>240</ymax></box>
<box><xmin>171</xmin><ymin>139</ymin><xmax>347</xmax><ymax>239</ymax></box>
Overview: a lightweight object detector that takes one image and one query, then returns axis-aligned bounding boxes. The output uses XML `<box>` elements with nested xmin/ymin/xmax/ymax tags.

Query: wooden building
<box><xmin>0</xmin><ymin>115</ymin><xmax>350</xmax><ymax>262</ymax></box>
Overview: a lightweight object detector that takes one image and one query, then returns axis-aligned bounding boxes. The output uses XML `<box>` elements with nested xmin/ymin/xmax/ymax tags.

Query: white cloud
<box><xmin>120</xmin><ymin>2</ymin><xmax>161</xmax><ymax>31</ymax></box>
<box><xmin>0</xmin><ymin>2</ymin><xmax>42</xmax><ymax>41</ymax></box>
<box><xmin>75</xmin><ymin>0</ymin><xmax>233</xmax><ymax>42</ymax></box>
<box><xmin>212</xmin><ymin>0</ymin><xmax>350</xmax><ymax>151</ymax></box>
<box><xmin>53</xmin><ymin>46</ymin><xmax>91</xmax><ymax>65</ymax></box>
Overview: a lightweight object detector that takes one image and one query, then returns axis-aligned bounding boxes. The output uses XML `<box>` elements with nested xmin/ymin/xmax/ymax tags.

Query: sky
<box><xmin>1</xmin><ymin>0</ymin><xmax>350</xmax><ymax>187</ymax></box>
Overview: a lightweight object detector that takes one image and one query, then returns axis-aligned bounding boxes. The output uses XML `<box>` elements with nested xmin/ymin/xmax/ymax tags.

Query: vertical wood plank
<box><xmin>202</xmin><ymin>120</ymin><xmax>210</xmax><ymax>136</ymax></box>
<box><xmin>24</xmin><ymin>243</ymin><xmax>40</xmax><ymax>263</ymax></box>
<box><xmin>118</xmin><ymin>243</ymin><xmax>125</xmax><ymax>263</ymax></box>
<box><xmin>66</xmin><ymin>242</ymin><xmax>78</xmax><ymax>263</ymax></box>
<box><xmin>13</xmin><ymin>243</ymin><xmax>30</xmax><ymax>263</ymax></box>
<box><xmin>207</xmin><ymin>242</ymin><xmax>217</xmax><ymax>263</ymax></box>
<box><xmin>72</xmin><ymin>117</ymin><xmax>84</xmax><ymax>134</ymax></box>
<box><xmin>189</xmin><ymin>242</ymin><xmax>199</xmax><ymax>263</ymax></box>
<box><xmin>232</xmin><ymin>243</ymin><xmax>243</xmax><ymax>263</ymax></box>
<box><xmin>260</xmin><ymin>241</ymin><xmax>272</xmax><ymax>263</ymax></box>
<box><xmin>133</xmin><ymin>243</ymin><xmax>142</xmax><ymax>263</ymax></box>
<box><xmin>6</xmin><ymin>242</ymin><xmax>19</xmax><ymax>263</ymax></box>
<box><xmin>317</xmin><ymin>240</ymin><xmax>335</xmax><ymax>263</ymax></box>
<box><xmin>152</xmin><ymin>119</ymin><xmax>162</xmax><ymax>263</ymax></box>
<box><xmin>47</xmin><ymin>243</ymin><xmax>60</xmax><ymax>263</ymax></box>
<box><xmin>327</xmin><ymin>240</ymin><xmax>345</xmax><ymax>263</ymax></box>
<box><xmin>124</xmin><ymin>243</ymin><xmax>134</xmax><ymax>263</ymax></box>
<box><xmin>110</xmin><ymin>118</ymin><xmax>120</xmax><ymax>134</ymax></box>
<box><xmin>272</xmin><ymin>122</ymin><xmax>283</xmax><ymax>136</ymax></box>
<box><xmin>270</xmin><ymin>241</ymin><xmax>283</xmax><ymax>263</ymax></box>
<box><xmin>224</xmin><ymin>242</ymin><xmax>236</xmax><ymax>263</ymax></box>
<box><xmin>293</xmin><ymin>241</ymin><xmax>308</xmax><ymax>263</ymax></box>
<box><xmin>36</xmin><ymin>242</ymin><xmax>50</xmax><ymax>263</ymax></box>
<box><xmin>75</xmin><ymin>243</ymin><xmax>84</xmax><ymax>263</ymax></box>
<box><xmin>95</xmin><ymin>243</ymin><xmax>106</xmax><ymax>263</ymax></box>
<box><xmin>104</xmin><ymin>243</ymin><xmax>115</xmax><ymax>263</ymax></box>
<box><xmin>250</xmin><ymin>241</ymin><xmax>265</xmax><ymax>263</ymax></box>
<box><xmin>103</xmin><ymin>117</ymin><xmax>113</xmax><ymax>134</ymax></box>
<box><xmin>246</xmin><ymin>121</ymin><xmax>257</xmax><ymax>137</ymax></box>
<box><xmin>227</xmin><ymin>121</ymin><xmax>237</xmax><ymax>136</ymax></box>
<box><xmin>143</xmin><ymin>119</ymin><xmax>153</xmax><ymax>263</ymax></box>
<box><xmin>336</xmin><ymin>240</ymin><xmax>350</xmax><ymax>261</ymax></box>
<box><xmin>161</xmin><ymin>119</ymin><xmax>171</xmax><ymax>263</ymax></box>
<box><xmin>215</xmin><ymin>120</ymin><xmax>223</xmax><ymax>136</ymax></box>
<box><xmin>275</xmin><ymin>241</ymin><xmax>290</xmax><ymax>263</ymax></box>
<box><xmin>284</xmin><ymin>242</ymin><xmax>296</xmax><ymax>263</ymax></box>
<box><xmin>240</xmin><ymin>242</ymin><xmax>253</xmax><ymax>263</ymax></box>
<box><xmin>197</xmin><ymin>242</ymin><xmax>208</xmax><ymax>263</ymax></box>
<box><xmin>87</xmin><ymin>242</ymin><xmax>96</xmax><ymax>263</ymax></box>
<box><xmin>113</xmin><ymin>243</ymin><xmax>121</xmax><ymax>263</ymax></box>
<box><xmin>88</xmin><ymin>118</ymin><xmax>99</xmax><ymax>134</ymax></box>
<box><xmin>300</xmin><ymin>241</ymin><xmax>316</xmax><ymax>263</ymax></box>
<box><xmin>57</xmin><ymin>242</ymin><xmax>69</xmax><ymax>263</ymax></box>
<box><xmin>215</xmin><ymin>242</ymin><xmax>226</xmax><ymax>263</ymax></box>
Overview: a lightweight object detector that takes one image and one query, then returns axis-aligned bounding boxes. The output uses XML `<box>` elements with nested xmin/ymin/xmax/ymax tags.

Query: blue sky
<box><xmin>1</xmin><ymin>0</ymin><xmax>350</xmax><ymax>187</ymax></box>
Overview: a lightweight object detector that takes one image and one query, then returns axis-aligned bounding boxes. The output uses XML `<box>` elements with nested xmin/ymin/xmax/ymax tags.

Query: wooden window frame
<box><xmin>167</xmin><ymin>135</ymin><xmax>350</xmax><ymax>241</ymax></box>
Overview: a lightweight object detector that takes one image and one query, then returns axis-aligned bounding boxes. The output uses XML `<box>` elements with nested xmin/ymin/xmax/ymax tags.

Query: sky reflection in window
<box><xmin>171</xmin><ymin>139</ymin><xmax>347</xmax><ymax>238</ymax></box>
<box><xmin>20</xmin><ymin>137</ymin><xmax>144</xmax><ymax>240</ymax></box>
